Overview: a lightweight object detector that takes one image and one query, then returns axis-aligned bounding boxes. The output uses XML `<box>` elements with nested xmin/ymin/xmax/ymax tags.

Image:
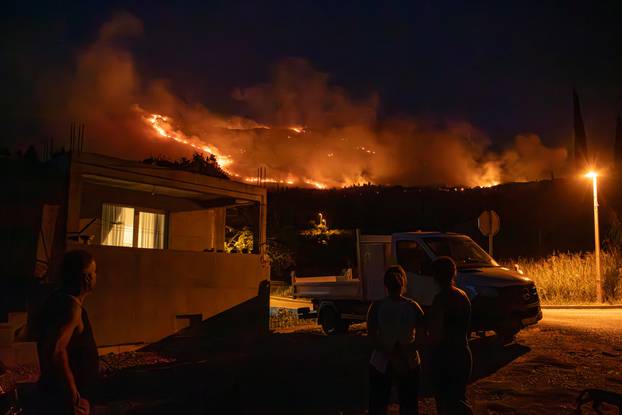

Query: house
<box><xmin>1</xmin><ymin>152</ymin><xmax>269</xmax><ymax>347</ymax></box>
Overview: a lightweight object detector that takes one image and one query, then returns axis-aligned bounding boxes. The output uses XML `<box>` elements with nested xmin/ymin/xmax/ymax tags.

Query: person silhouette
<box><xmin>367</xmin><ymin>265</ymin><xmax>425</xmax><ymax>415</ymax></box>
<box><xmin>425</xmin><ymin>256</ymin><xmax>473</xmax><ymax>415</ymax></box>
<box><xmin>36</xmin><ymin>250</ymin><xmax>99</xmax><ymax>414</ymax></box>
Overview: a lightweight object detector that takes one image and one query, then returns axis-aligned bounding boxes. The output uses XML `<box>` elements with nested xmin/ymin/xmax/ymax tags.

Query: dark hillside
<box><xmin>268</xmin><ymin>177</ymin><xmax>622</xmax><ymax>261</ymax></box>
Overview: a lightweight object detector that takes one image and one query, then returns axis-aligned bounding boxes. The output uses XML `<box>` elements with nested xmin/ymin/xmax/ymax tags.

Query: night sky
<box><xmin>2</xmin><ymin>0</ymin><xmax>621</xmax><ymax>155</ymax></box>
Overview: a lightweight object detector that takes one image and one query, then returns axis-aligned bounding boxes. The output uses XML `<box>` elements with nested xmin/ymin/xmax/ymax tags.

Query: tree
<box><xmin>300</xmin><ymin>213</ymin><xmax>343</xmax><ymax>245</ymax></box>
<box><xmin>224</xmin><ymin>226</ymin><xmax>254</xmax><ymax>253</ymax></box>
<box><xmin>143</xmin><ymin>152</ymin><xmax>229</xmax><ymax>179</ymax></box>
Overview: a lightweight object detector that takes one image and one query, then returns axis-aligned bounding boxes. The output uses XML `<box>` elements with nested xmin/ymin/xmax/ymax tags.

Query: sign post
<box><xmin>478</xmin><ymin>210</ymin><xmax>500</xmax><ymax>256</ymax></box>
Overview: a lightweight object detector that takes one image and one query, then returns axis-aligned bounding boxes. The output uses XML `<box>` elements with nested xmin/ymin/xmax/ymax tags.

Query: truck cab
<box><xmin>294</xmin><ymin>231</ymin><xmax>542</xmax><ymax>340</ymax></box>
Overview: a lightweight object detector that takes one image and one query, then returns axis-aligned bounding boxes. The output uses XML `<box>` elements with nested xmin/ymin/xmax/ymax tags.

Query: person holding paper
<box><xmin>367</xmin><ymin>265</ymin><xmax>425</xmax><ymax>415</ymax></box>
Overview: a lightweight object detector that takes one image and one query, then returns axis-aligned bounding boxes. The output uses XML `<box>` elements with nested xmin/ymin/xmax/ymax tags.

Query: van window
<box><xmin>396</xmin><ymin>240</ymin><xmax>431</xmax><ymax>274</ymax></box>
<box><xmin>423</xmin><ymin>236</ymin><xmax>498</xmax><ymax>268</ymax></box>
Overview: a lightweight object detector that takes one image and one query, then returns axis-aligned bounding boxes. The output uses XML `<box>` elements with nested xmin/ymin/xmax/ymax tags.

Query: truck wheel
<box><xmin>495</xmin><ymin>328</ymin><xmax>519</xmax><ymax>344</ymax></box>
<box><xmin>320</xmin><ymin>308</ymin><xmax>349</xmax><ymax>335</ymax></box>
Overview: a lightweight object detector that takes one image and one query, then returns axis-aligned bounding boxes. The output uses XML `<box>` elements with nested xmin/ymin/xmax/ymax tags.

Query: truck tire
<box><xmin>495</xmin><ymin>328</ymin><xmax>519</xmax><ymax>344</ymax></box>
<box><xmin>320</xmin><ymin>307</ymin><xmax>349</xmax><ymax>335</ymax></box>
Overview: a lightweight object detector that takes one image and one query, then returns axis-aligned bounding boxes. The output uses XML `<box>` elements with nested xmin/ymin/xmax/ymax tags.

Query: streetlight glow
<box><xmin>584</xmin><ymin>171</ymin><xmax>598</xmax><ymax>179</ymax></box>
<box><xmin>584</xmin><ymin>170</ymin><xmax>603</xmax><ymax>303</ymax></box>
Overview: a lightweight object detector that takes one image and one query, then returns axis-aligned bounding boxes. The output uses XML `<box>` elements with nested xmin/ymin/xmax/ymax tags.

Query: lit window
<box><xmin>101</xmin><ymin>204</ymin><xmax>134</xmax><ymax>247</ymax></box>
<box><xmin>138</xmin><ymin>212</ymin><xmax>166</xmax><ymax>249</ymax></box>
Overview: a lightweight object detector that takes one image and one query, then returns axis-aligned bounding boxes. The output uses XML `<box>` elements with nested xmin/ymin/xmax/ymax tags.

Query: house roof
<box><xmin>71</xmin><ymin>152</ymin><xmax>266</xmax><ymax>206</ymax></box>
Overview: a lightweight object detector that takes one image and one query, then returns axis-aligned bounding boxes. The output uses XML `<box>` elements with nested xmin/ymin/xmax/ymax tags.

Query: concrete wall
<box><xmin>169</xmin><ymin>208</ymin><xmax>226</xmax><ymax>252</ymax></box>
<box><xmin>75</xmin><ymin>244</ymin><xmax>267</xmax><ymax>346</ymax></box>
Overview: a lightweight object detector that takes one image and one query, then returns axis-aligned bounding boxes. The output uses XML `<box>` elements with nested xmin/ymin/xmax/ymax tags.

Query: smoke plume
<box><xmin>51</xmin><ymin>14</ymin><xmax>568</xmax><ymax>188</ymax></box>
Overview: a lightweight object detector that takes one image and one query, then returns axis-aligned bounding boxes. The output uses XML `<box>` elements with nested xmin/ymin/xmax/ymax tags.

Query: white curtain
<box><xmin>101</xmin><ymin>204</ymin><xmax>134</xmax><ymax>247</ymax></box>
<box><xmin>138</xmin><ymin>212</ymin><xmax>165</xmax><ymax>249</ymax></box>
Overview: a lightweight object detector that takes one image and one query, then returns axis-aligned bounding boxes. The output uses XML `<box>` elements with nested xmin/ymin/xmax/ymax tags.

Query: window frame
<box><xmin>395</xmin><ymin>239</ymin><xmax>433</xmax><ymax>275</ymax></box>
<box><xmin>100</xmin><ymin>202</ymin><xmax>168</xmax><ymax>249</ymax></box>
<box><xmin>100</xmin><ymin>203</ymin><xmax>136</xmax><ymax>248</ymax></box>
<box><xmin>137</xmin><ymin>210</ymin><xmax>168</xmax><ymax>250</ymax></box>
<box><xmin>421</xmin><ymin>236</ymin><xmax>498</xmax><ymax>268</ymax></box>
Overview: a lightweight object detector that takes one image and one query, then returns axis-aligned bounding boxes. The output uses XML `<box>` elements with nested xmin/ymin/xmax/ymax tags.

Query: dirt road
<box><xmin>541</xmin><ymin>308</ymin><xmax>622</xmax><ymax>341</ymax></box>
<box><xmin>95</xmin><ymin>309</ymin><xmax>622</xmax><ymax>414</ymax></box>
<box><xmin>465</xmin><ymin>309</ymin><xmax>622</xmax><ymax>415</ymax></box>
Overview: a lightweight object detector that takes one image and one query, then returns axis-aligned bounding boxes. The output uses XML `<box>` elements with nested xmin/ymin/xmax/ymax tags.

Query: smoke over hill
<box><xmin>45</xmin><ymin>13</ymin><xmax>568</xmax><ymax>188</ymax></box>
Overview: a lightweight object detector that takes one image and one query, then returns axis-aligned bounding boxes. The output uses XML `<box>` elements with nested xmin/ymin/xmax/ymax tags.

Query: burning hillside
<box><xmin>49</xmin><ymin>14</ymin><xmax>568</xmax><ymax>188</ymax></box>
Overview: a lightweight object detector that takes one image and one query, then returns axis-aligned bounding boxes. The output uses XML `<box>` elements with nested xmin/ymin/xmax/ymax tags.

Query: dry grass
<box><xmin>270</xmin><ymin>282</ymin><xmax>293</xmax><ymax>298</ymax></box>
<box><xmin>269</xmin><ymin>307</ymin><xmax>316</xmax><ymax>330</ymax></box>
<box><xmin>507</xmin><ymin>250</ymin><xmax>622</xmax><ymax>304</ymax></box>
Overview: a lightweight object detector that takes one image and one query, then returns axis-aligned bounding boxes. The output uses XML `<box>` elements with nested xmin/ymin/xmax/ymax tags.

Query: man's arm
<box><xmin>415</xmin><ymin>298</ymin><xmax>445</xmax><ymax>349</ymax></box>
<box><xmin>423</xmin><ymin>297</ymin><xmax>444</xmax><ymax>348</ymax></box>
<box><xmin>462</xmin><ymin>292</ymin><xmax>472</xmax><ymax>335</ymax></box>
<box><xmin>52</xmin><ymin>301</ymin><xmax>82</xmax><ymax>404</ymax></box>
<box><xmin>410</xmin><ymin>301</ymin><xmax>427</xmax><ymax>351</ymax></box>
<box><xmin>366</xmin><ymin>301</ymin><xmax>385</xmax><ymax>351</ymax></box>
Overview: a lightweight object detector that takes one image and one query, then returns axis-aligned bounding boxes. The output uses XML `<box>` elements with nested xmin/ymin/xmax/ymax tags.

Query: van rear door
<box><xmin>359</xmin><ymin>235</ymin><xmax>391</xmax><ymax>301</ymax></box>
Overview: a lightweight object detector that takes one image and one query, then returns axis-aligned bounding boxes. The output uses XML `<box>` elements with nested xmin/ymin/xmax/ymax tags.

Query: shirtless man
<box><xmin>425</xmin><ymin>256</ymin><xmax>474</xmax><ymax>415</ymax></box>
<box><xmin>36</xmin><ymin>250</ymin><xmax>99</xmax><ymax>414</ymax></box>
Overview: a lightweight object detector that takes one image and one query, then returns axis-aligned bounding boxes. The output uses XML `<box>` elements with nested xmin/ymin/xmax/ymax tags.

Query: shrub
<box><xmin>506</xmin><ymin>250</ymin><xmax>622</xmax><ymax>304</ymax></box>
<box><xmin>224</xmin><ymin>227</ymin><xmax>254</xmax><ymax>253</ymax></box>
<box><xmin>143</xmin><ymin>153</ymin><xmax>228</xmax><ymax>179</ymax></box>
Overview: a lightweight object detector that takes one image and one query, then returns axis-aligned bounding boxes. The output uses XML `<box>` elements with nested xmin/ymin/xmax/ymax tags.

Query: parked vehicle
<box><xmin>293</xmin><ymin>231</ymin><xmax>542</xmax><ymax>340</ymax></box>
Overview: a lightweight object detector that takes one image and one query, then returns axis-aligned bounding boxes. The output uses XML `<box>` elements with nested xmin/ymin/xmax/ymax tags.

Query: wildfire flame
<box><xmin>288</xmin><ymin>126</ymin><xmax>305</xmax><ymax>134</ymax></box>
<box><xmin>244</xmin><ymin>177</ymin><xmax>296</xmax><ymax>185</ymax></box>
<box><xmin>303</xmin><ymin>178</ymin><xmax>328</xmax><ymax>189</ymax></box>
<box><xmin>146</xmin><ymin>112</ymin><xmax>233</xmax><ymax>170</ymax></box>
<box><xmin>139</xmin><ymin>107</ymin><xmax>505</xmax><ymax>190</ymax></box>
<box><xmin>355</xmin><ymin>146</ymin><xmax>376</xmax><ymax>155</ymax></box>
<box><xmin>140</xmin><ymin>108</ymin><xmax>330</xmax><ymax>188</ymax></box>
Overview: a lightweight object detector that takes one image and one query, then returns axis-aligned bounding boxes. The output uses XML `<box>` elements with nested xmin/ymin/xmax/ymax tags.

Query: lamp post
<box><xmin>585</xmin><ymin>171</ymin><xmax>603</xmax><ymax>303</ymax></box>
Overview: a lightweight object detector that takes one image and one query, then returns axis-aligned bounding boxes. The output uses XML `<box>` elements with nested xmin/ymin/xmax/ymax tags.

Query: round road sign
<box><xmin>478</xmin><ymin>210</ymin><xmax>500</xmax><ymax>236</ymax></box>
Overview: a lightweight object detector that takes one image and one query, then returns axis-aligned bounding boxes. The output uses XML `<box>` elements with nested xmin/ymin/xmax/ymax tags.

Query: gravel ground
<box><xmin>462</xmin><ymin>309</ymin><xmax>622</xmax><ymax>415</ymax></box>
<box><xmin>467</xmin><ymin>324</ymin><xmax>622</xmax><ymax>415</ymax></box>
<box><xmin>99</xmin><ymin>351</ymin><xmax>176</xmax><ymax>378</ymax></box>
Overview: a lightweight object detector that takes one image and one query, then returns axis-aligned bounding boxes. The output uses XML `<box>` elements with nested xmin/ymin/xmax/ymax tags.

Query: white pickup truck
<box><xmin>293</xmin><ymin>231</ymin><xmax>542</xmax><ymax>340</ymax></box>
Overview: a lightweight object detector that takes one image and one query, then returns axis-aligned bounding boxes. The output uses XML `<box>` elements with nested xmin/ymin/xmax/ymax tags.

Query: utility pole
<box><xmin>592</xmin><ymin>174</ymin><xmax>603</xmax><ymax>303</ymax></box>
<box><xmin>585</xmin><ymin>171</ymin><xmax>603</xmax><ymax>302</ymax></box>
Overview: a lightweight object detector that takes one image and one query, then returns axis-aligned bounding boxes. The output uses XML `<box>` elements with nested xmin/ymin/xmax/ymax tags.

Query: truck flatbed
<box><xmin>293</xmin><ymin>276</ymin><xmax>361</xmax><ymax>300</ymax></box>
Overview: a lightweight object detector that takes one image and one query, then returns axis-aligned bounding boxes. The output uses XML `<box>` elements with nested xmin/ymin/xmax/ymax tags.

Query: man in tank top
<box><xmin>36</xmin><ymin>250</ymin><xmax>99</xmax><ymax>414</ymax></box>
<box><xmin>425</xmin><ymin>257</ymin><xmax>473</xmax><ymax>415</ymax></box>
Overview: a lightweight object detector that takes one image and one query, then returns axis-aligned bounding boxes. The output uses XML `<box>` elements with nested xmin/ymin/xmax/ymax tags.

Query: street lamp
<box><xmin>585</xmin><ymin>171</ymin><xmax>603</xmax><ymax>303</ymax></box>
